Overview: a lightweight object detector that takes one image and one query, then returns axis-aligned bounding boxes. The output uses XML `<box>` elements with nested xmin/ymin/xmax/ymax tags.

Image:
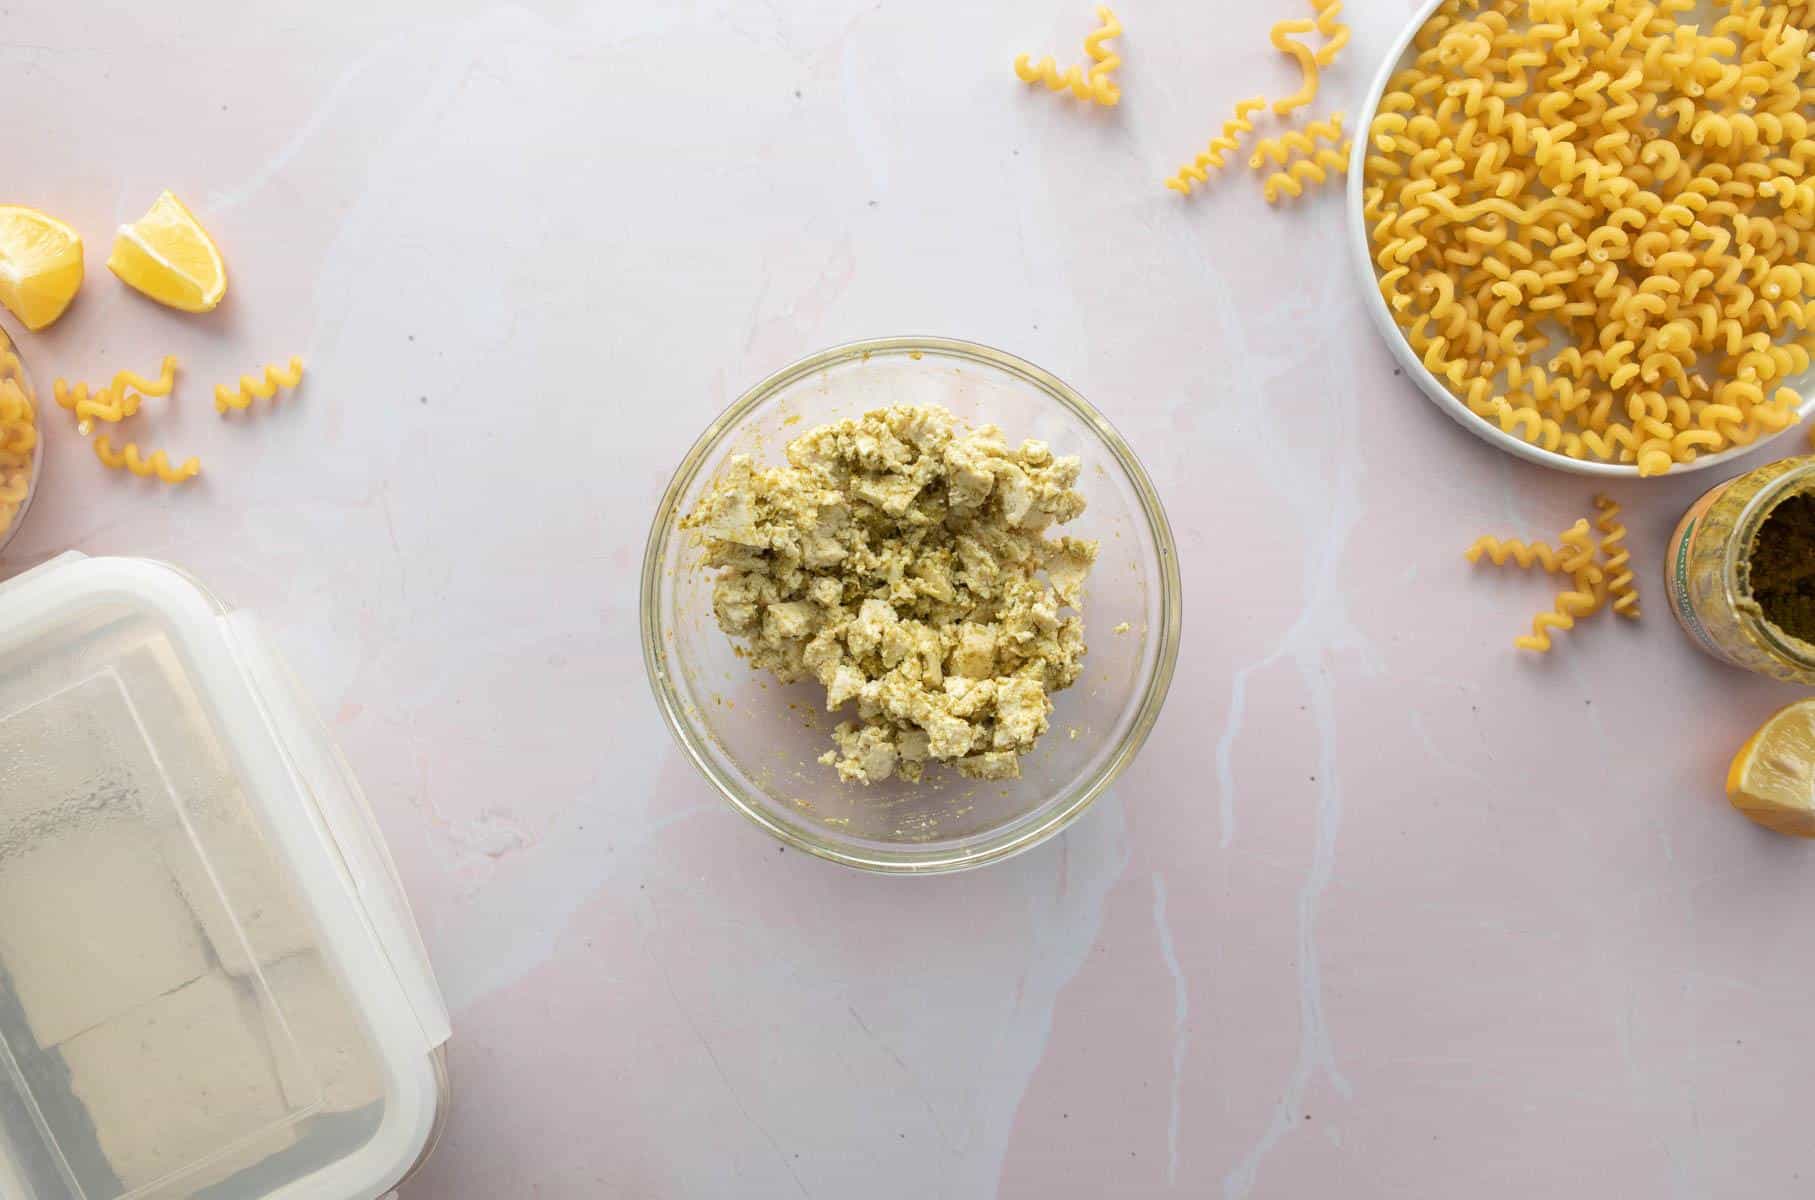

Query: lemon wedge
<box><xmin>107</xmin><ymin>191</ymin><xmax>226</xmax><ymax>313</ymax></box>
<box><xmin>1727</xmin><ymin>699</ymin><xmax>1815</xmax><ymax>837</ymax></box>
<box><xmin>0</xmin><ymin>206</ymin><xmax>84</xmax><ymax>330</ymax></box>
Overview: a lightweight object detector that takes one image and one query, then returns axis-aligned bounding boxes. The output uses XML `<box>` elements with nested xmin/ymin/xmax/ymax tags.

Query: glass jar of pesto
<box><xmin>1668</xmin><ymin>456</ymin><xmax>1815</xmax><ymax>684</ymax></box>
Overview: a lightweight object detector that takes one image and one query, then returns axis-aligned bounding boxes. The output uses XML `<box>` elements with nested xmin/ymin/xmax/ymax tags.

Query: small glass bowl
<box><xmin>0</xmin><ymin>323</ymin><xmax>44</xmax><ymax>557</ymax></box>
<box><xmin>641</xmin><ymin>337</ymin><xmax>1181</xmax><ymax>874</ymax></box>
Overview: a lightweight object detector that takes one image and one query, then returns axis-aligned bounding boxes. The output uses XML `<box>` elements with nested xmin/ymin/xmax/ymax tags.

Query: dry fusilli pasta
<box><xmin>1365</xmin><ymin>0</ymin><xmax>1815</xmax><ymax>474</ymax></box>
<box><xmin>1014</xmin><ymin>7</ymin><xmax>1121</xmax><ymax>107</ymax></box>
<box><xmin>1263</xmin><ymin>144</ymin><xmax>1351</xmax><ymax>203</ymax></box>
<box><xmin>1251</xmin><ymin>113</ymin><xmax>1346</xmax><ymax>168</ymax></box>
<box><xmin>1270</xmin><ymin>18</ymin><xmax>1322</xmax><ymax>116</ymax></box>
<box><xmin>1168</xmin><ymin>96</ymin><xmax>1268</xmax><ymax>195</ymax></box>
<box><xmin>1594</xmin><ymin>495</ymin><xmax>1639</xmax><ymax>618</ymax></box>
<box><xmin>54</xmin><ymin>355</ymin><xmax>178</xmax><ymax>435</ymax></box>
<box><xmin>215</xmin><ymin>356</ymin><xmax>304</xmax><ymax>414</ymax></box>
<box><xmin>92</xmin><ymin>435</ymin><xmax>200</xmax><ymax>484</ymax></box>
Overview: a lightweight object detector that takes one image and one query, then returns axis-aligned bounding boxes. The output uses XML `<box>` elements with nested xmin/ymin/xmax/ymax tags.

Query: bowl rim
<box><xmin>639</xmin><ymin>335</ymin><xmax>1183</xmax><ymax>875</ymax></box>
<box><xmin>1344</xmin><ymin>0</ymin><xmax>1815</xmax><ymax>479</ymax></box>
<box><xmin>0</xmin><ymin>320</ymin><xmax>45</xmax><ymax>558</ymax></box>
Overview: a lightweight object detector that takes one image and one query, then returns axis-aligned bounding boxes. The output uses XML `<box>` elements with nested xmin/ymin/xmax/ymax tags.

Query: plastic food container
<box><xmin>0</xmin><ymin>554</ymin><xmax>450</xmax><ymax>1199</ymax></box>
<box><xmin>1668</xmin><ymin>456</ymin><xmax>1815</xmax><ymax>685</ymax></box>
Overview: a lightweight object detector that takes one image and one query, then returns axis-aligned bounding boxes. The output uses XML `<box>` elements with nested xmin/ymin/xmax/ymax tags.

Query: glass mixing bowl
<box><xmin>641</xmin><ymin>337</ymin><xmax>1181</xmax><ymax>873</ymax></box>
<box><xmin>0</xmin><ymin>322</ymin><xmax>44</xmax><ymax>557</ymax></box>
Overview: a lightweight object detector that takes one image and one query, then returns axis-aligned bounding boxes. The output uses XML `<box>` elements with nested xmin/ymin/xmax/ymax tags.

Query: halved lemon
<box><xmin>1727</xmin><ymin>699</ymin><xmax>1815</xmax><ymax>837</ymax></box>
<box><xmin>0</xmin><ymin>206</ymin><xmax>84</xmax><ymax>330</ymax></box>
<box><xmin>107</xmin><ymin>191</ymin><xmax>226</xmax><ymax>313</ymax></box>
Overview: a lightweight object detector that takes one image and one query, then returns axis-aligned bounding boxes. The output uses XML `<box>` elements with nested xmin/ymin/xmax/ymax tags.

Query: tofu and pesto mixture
<box><xmin>682</xmin><ymin>404</ymin><xmax>1096</xmax><ymax>784</ymax></box>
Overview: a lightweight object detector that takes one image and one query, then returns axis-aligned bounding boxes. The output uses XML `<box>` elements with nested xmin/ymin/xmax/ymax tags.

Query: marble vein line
<box><xmin>1203</xmin><ymin>250</ymin><xmax>1366</xmax><ymax>1199</ymax></box>
<box><xmin>208</xmin><ymin>29</ymin><xmax>418</xmax><ymax>215</ymax></box>
<box><xmin>1152</xmin><ymin>872</ymin><xmax>1188</xmax><ymax>1186</ymax></box>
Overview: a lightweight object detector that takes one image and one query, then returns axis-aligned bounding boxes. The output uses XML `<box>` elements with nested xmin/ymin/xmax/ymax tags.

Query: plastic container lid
<box><xmin>0</xmin><ymin>554</ymin><xmax>451</xmax><ymax>1200</ymax></box>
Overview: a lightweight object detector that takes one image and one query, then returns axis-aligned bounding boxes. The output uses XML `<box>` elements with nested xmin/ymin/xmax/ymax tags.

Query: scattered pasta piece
<box><xmin>1250</xmin><ymin>113</ymin><xmax>1345</xmax><ymax>169</ymax></box>
<box><xmin>1014</xmin><ymin>7</ymin><xmax>1121</xmax><ymax>107</ymax></box>
<box><xmin>1515</xmin><ymin>563</ymin><xmax>1605</xmax><ymax>652</ymax></box>
<box><xmin>1167</xmin><ymin>96</ymin><xmax>1268</xmax><ymax>195</ymax></box>
<box><xmin>1594</xmin><ymin>495</ymin><xmax>1639</xmax><ymax>618</ymax></box>
<box><xmin>1269</xmin><ymin>18</ymin><xmax>1321</xmax><ymax>116</ymax></box>
<box><xmin>1364</xmin><ymin>0</ymin><xmax>1815</xmax><ymax>473</ymax></box>
<box><xmin>1465</xmin><ymin>535</ymin><xmax>1574</xmax><ymax>572</ymax></box>
<box><xmin>54</xmin><ymin>356</ymin><xmax>178</xmax><ymax>435</ymax></box>
<box><xmin>1263</xmin><ymin>144</ymin><xmax>1350</xmax><ymax>203</ymax></box>
<box><xmin>1467</xmin><ymin>516</ymin><xmax>1634</xmax><ymax>651</ymax></box>
<box><xmin>1309</xmin><ymin>0</ymin><xmax>1350</xmax><ymax>67</ymax></box>
<box><xmin>215</xmin><ymin>356</ymin><xmax>304</xmax><ymax>414</ymax></box>
<box><xmin>1082</xmin><ymin>7</ymin><xmax>1122</xmax><ymax>104</ymax></box>
<box><xmin>93</xmin><ymin>436</ymin><xmax>200</xmax><ymax>484</ymax></box>
<box><xmin>55</xmin><ymin>381</ymin><xmax>141</xmax><ymax>436</ymax></box>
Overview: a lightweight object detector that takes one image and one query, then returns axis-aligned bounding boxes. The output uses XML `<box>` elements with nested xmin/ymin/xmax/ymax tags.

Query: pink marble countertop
<box><xmin>7</xmin><ymin>1</ymin><xmax>1815</xmax><ymax>1196</ymax></box>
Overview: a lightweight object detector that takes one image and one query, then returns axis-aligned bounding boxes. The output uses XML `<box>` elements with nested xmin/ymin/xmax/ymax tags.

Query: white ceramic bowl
<box><xmin>1344</xmin><ymin>0</ymin><xmax>1815</xmax><ymax>477</ymax></box>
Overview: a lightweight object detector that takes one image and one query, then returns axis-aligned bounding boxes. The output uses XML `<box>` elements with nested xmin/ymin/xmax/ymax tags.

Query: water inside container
<box><xmin>0</xmin><ymin>601</ymin><xmax>388</xmax><ymax>1199</ymax></box>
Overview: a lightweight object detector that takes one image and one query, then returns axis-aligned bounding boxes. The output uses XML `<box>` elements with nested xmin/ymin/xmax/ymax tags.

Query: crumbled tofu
<box><xmin>683</xmin><ymin>404</ymin><xmax>1095</xmax><ymax>783</ymax></box>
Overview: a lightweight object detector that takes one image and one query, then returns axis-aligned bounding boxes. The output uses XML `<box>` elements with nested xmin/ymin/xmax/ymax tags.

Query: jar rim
<box><xmin>1720</xmin><ymin>458</ymin><xmax>1815</xmax><ymax>671</ymax></box>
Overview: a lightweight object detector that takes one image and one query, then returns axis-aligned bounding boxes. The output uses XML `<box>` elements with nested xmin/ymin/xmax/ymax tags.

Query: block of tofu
<box><xmin>260</xmin><ymin>953</ymin><xmax>386</xmax><ymax>1114</ymax></box>
<box><xmin>158</xmin><ymin>807</ymin><xmax>319</xmax><ymax>977</ymax></box>
<box><xmin>0</xmin><ymin>819</ymin><xmax>211</xmax><ymax>1048</ymax></box>
<box><xmin>60</xmin><ymin>973</ymin><xmax>299</xmax><ymax>1194</ymax></box>
<box><xmin>0</xmin><ymin>668</ymin><xmax>163</xmax><ymax>848</ymax></box>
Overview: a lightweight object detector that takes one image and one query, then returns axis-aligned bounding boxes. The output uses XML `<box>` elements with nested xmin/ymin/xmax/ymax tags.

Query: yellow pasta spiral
<box><xmin>215</xmin><ymin>356</ymin><xmax>305</xmax><ymax>414</ymax></box>
<box><xmin>1262</xmin><ymin>144</ymin><xmax>1351</xmax><ymax>203</ymax></box>
<box><xmin>1082</xmin><ymin>6</ymin><xmax>1122</xmax><ymax>104</ymax></box>
<box><xmin>1270</xmin><ymin>18</ymin><xmax>1321</xmax><ymax>116</ymax></box>
<box><xmin>1014</xmin><ymin>7</ymin><xmax>1121</xmax><ymax>108</ymax></box>
<box><xmin>1594</xmin><ymin>495</ymin><xmax>1639</xmax><ymax>618</ymax></box>
<box><xmin>1167</xmin><ymin>96</ymin><xmax>1267</xmax><ymax>195</ymax></box>
<box><xmin>1310</xmin><ymin>0</ymin><xmax>1350</xmax><ymax>67</ymax></box>
<box><xmin>92</xmin><ymin>436</ymin><xmax>201</xmax><ymax>484</ymax></box>
<box><xmin>53</xmin><ymin>355</ymin><xmax>178</xmax><ymax>435</ymax></box>
<box><xmin>1013</xmin><ymin>56</ymin><xmax>1103</xmax><ymax>102</ymax></box>
<box><xmin>1464</xmin><ymin>536</ymin><xmax>1573</xmax><ymax>571</ymax></box>
<box><xmin>1250</xmin><ymin>113</ymin><xmax>1346</xmax><ymax>169</ymax></box>
<box><xmin>1513</xmin><ymin>567</ymin><xmax>1604</xmax><ymax>652</ymax></box>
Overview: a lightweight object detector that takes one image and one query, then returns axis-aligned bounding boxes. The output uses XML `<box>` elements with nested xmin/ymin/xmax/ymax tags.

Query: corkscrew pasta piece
<box><xmin>1594</xmin><ymin>495</ymin><xmax>1639</xmax><ymax>618</ymax></box>
<box><xmin>1269</xmin><ymin>18</ymin><xmax>1321</xmax><ymax>116</ymax></box>
<box><xmin>1309</xmin><ymin>0</ymin><xmax>1349</xmax><ymax>67</ymax></box>
<box><xmin>54</xmin><ymin>355</ymin><xmax>179</xmax><ymax>434</ymax></box>
<box><xmin>1014</xmin><ymin>7</ymin><xmax>1121</xmax><ymax>107</ymax></box>
<box><xmin>1082</xmin><ymin>6</ymin><xmax>1122</xmax><ymax>104</ymax></box>
<box><xmin>1364</xmin><ymin>0</ymin><xmax>1815</xmax><ymax>473</ymax></box>
<box><xmin>215</xmin><ymin>356</ymin><xmax>304</xmax><ymax>414</ymax></box>
<box><xmin>55</xmin><ymin>381</ymin><xmax>142</xmax><ymax>436</ymax></box>
<box><xmin>1262</xmin><ymin>144</ymin><xmax>1350</xmax><ymax>203</ymax></box>
<box><xmin>92</xmin><ymin>436</ymin><xmax>200</xmax><ymax>484</ymax></box>
<box><xmin>1464</xmin><ymin>536</ymin><xmax>1574</xmax><ymax>572</ymax></box>
<box><xmin>1514</xmin><ymin>563</ymin><xmax>1605</xmax><ymax>653</ymax></box>
<box><xmin>1250</xmin><ymin>114</ymin><xmax>1345</xmax><ymax>169</ymax></box>
<box><xmin>1468</xmin><ymin>516</ymin><xmax>1625</xmax><ymax>652</ymax></box>
<box><xmin>1167</xmin><ymin>96</ymin><xmax>1268</xmax><ymax>195</ymax></box>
